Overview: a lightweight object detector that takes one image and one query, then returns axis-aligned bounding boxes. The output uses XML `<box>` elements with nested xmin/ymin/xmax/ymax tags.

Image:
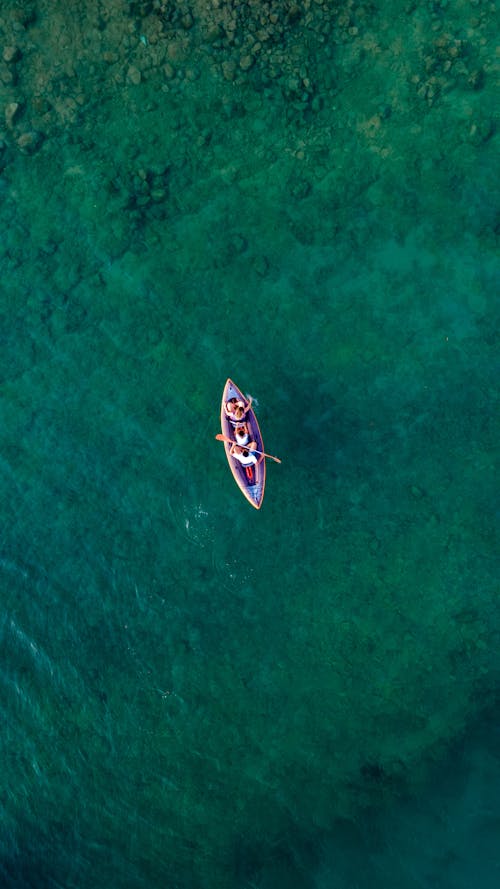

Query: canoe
<box><xmin>220</xmin><ymin>378</ymin><xmax>266</xmax><ymax>510</ymax></box>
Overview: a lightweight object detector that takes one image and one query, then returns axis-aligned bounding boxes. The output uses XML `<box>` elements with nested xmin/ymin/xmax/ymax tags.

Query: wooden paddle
<box><xmin>215</xmin><ymin>434</ymin><xmax>282</xmax><ymax>464</ymax></box>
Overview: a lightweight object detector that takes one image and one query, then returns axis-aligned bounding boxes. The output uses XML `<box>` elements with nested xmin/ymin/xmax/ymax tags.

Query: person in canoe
<box><xmin>229</xmin><ymin>441</ymin><xmax>264</xmax><ymax>466</ymax></box>
<box><xmin>234</xmin><ymin>423</ymin><xmax>251</xmax><ymax>446</ymax></box>
<box><xmin>224</xmin><ymin>394</ymin><xmax>253</xmax><ymax>425</ymax></box>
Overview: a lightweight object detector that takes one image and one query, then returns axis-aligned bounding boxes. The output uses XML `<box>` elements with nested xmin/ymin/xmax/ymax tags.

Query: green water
<box><xmin>1</xmin><ymin>1</ymin><xmax>499</xmax><ymax>887</ymax></box>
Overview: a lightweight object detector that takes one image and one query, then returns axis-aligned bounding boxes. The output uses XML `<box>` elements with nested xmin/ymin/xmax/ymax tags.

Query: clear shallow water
<box><xmin>0</xmin><ymin>1</ymin><xmax>499</xmax><ymax>887</ymax></box>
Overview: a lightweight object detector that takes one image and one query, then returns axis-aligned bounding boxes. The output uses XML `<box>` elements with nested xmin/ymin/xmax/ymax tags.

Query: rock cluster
<box><xmin>0</xmin><ymin>0</ymin><xmax>495</xmax><ymax>162</ymax></box>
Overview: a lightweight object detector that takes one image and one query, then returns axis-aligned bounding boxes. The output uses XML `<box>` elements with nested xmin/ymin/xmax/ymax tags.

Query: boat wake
<box><xmin>166</xmin><ymin>495</ymin><xmax>255</xmax><ymax>592</ymax></box>
<box><xmin>166</xmin><ymin>495</ymin><xmax>214</xmax><ymax>549</ymax></box>
<box><xmin>211</xmin><ymin>549</ymin><xmax>256</xmax><ymax>594</ymax></box>
<box><xmin>182</xmin><ymin>503</ymin><xmax>212</xmax><ymax>548</ymax></box>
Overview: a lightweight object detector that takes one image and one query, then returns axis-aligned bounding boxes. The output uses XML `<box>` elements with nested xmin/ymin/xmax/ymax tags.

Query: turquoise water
<box><xmin>1</xmin><ymin>1</ymin><xmax>499</xmax><ymax>887</ymax></box>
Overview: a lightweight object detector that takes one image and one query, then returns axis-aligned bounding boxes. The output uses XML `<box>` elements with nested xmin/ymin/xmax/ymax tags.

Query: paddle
<box><xmin>215</xmin><ymin>434</ymin><xmax>282</xmax><ymax>464</ymax></box>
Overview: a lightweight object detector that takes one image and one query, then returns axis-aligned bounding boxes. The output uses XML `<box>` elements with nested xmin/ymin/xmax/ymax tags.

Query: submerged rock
<box><xmin>16</xmin><ymin>129</ymin><xmax>42</xmax><ymax>154</ymax></box>
<box><xmin>3</xmin><ymin>45</ymin><xmax>21</xmax><ymax>63</ymax></box>
<box><xmin>127</xmin><ymin>65</ymin><xmax>142</xmax><ymax>84</ymax></box>
<box><xmin>4</xmin><ymin>101</ymin><xmax>21</xmax><ymax>128</ymax></box>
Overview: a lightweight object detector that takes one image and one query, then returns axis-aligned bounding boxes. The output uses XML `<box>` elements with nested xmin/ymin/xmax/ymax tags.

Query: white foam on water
<box><xmin>183</xmin><ymin>504</ymin><xmax>210</xmax><ymax>540</ymax></box>
<box><xmin>167</xmin><ymin>493</ymin><xmax>216</xmax><ymax>550</ymax></box>
<box><xmin>246</xmin><ymin>393</ymin><xmax>258</xmax><ymax>408</ymax></box>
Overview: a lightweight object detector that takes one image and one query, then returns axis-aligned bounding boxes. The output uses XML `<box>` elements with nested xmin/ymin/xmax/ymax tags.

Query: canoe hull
<box><xmin>220</xmin><ymin>378</ymin><xmax>266</xmax><ymax>509</ymax></box>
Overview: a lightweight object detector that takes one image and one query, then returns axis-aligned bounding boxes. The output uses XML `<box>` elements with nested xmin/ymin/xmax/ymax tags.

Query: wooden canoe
<box><xmin>220</xmin><ymin>378</ymin><xmax>266</xmax><ymax>510</ymax></box>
